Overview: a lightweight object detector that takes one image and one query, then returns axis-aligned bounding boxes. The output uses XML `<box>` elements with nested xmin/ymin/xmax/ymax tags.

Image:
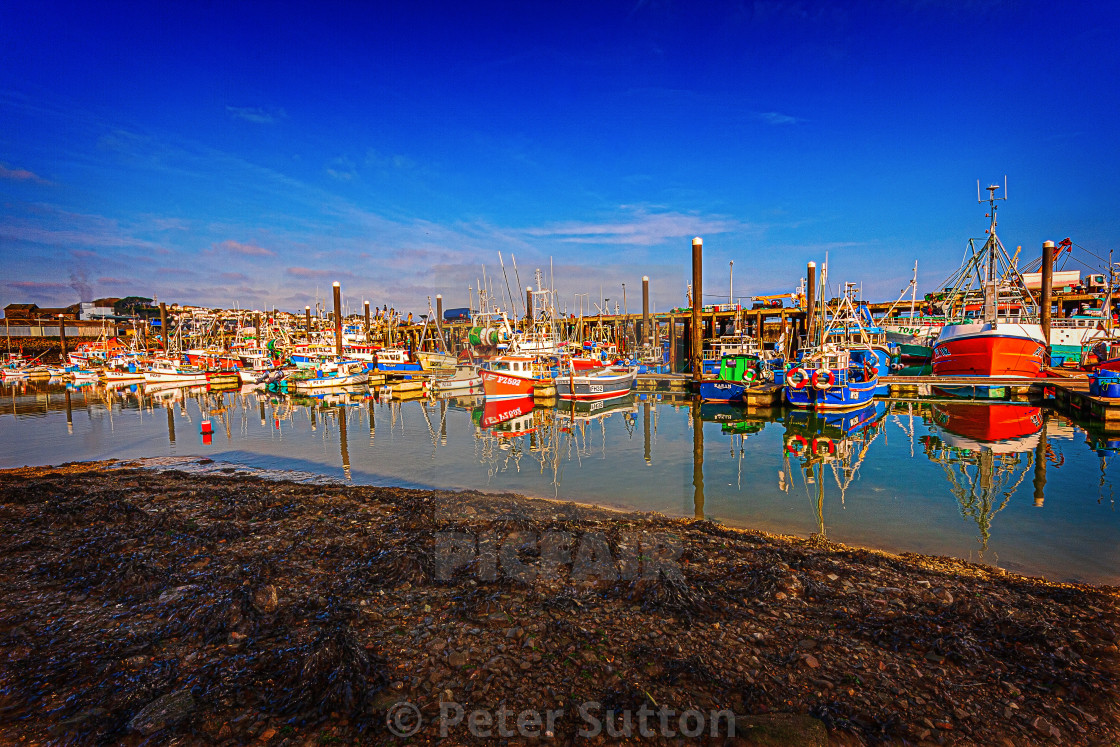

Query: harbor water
<box><xmin>2</xmin><ymin>380</ymin><xmax>1117</xmax><ymax>585</ymax></box>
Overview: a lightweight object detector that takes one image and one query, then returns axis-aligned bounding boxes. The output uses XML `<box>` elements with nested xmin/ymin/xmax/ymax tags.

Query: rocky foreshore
<box><xmin>0</xmin><ymin>460</ymin><xmax>1116</xmax><ymax>745</ymax></box>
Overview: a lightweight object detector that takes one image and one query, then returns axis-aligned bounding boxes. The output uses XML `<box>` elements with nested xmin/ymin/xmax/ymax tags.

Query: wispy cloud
<box><xmin>6</xmin><ymin>280</ymin><xmax>70</xmax><ymax>292</ymax></box>
<box><xmin>364</xmin><ymin>148</ymin><xmax>416</xmax><ymax>170</ymax></box>
<box><xmin>326</xmin><ymin>156</ymin><xmax>357</xmax><ymax>181</ymax></box>
<box><xmin>286</xmin><ymin>266</ymin><xmax>335</xmax><ymax>279</ymax></box>
<box><xmin>226</xmin><ymin>106</ymin><xmax>285</xmax><ymax>124</ymax></box>
<box><xmin>521</xmin><ymin>208</ymin><xmax>750</xmax><ymax>245</ymax></box>
<box><xmin>0</xmin><ymin>206</ymin><xmax>164</xmax><ymax>251</ymax></box>
<box><xmin>756</xmin><ymin>111</ymin><xmax>804</xmax><ymax>125</ymax></box>
<box><xmin>0</xmin><ymin>164</ymin><xmax>50</xmax><ymax>184</ymax></box>
<box><xmin>213</xmin><ymin>239</ymin><xmax>275</xmax><ymax>257</ymax></box>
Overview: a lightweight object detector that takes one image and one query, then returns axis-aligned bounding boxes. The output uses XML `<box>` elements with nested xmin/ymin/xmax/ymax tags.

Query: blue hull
<box><xmin>785</xmin><ymin>378</ymin><xmax>877</xmax><ymax>410</ymax></box>
<box><xmin>698</xmin><ymin>380</ymin><xmax>748</xmax><ymax>404</ymax></box>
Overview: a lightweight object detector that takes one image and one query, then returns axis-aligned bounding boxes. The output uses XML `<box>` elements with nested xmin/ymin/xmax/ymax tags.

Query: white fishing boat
<box><xmin>141</xmin><ymin>359</ymin><xmax>209</xmax><ymax>384</ymax></box>
<box><xmin>285</xmin><ymin>360</ymin><xmax>368</xmax><ymax>391</ymax></box>
<box><xmin>415</xmin><ymin>350</ymin><xmax>458</xmax><ymax>370</ymax></box>
<box><xmin>426</xmin><ymin>365</ymin><xmax>483</xmax><ymax>395</ymax></box>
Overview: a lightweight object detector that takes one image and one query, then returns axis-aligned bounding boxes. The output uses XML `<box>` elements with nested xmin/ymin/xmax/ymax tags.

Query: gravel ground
<box><xmin>0</xmin><ymin>460</ymin><xmax>1116</xmax><ymax>745</ymax></box>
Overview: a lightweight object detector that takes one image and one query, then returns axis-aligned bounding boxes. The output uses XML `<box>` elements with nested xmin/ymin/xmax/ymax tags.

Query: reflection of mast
<box><xmin>785</xmin><ymin>404</ymin><xmax>886</xmax><ymax>535</ymax></box>
<box><xmin>925</xmin><ymin>406</ymin><xmax>1039</xmax><ymax>554</ymax></box>
<box><xmin>811</xmin><ymin>464</ymin><xmax>825</xmax><ymax>539</ymax></box>
<box><xmin>692</xmin><ymin>399</ymin><xmax>704</xmax><ymax>519</ymax></box>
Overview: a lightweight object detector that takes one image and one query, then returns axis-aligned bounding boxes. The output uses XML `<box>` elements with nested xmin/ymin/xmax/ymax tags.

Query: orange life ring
<box><xmin>786</xmin><ymin>367</ymin><xmax>809</xmax><ymax>389</ymax></box>
<box><xmin>786</xmin><ymin>434</ymin><xmax>809</xmax><ymax>455</ymax></box>
<box><xmin>812</xmin><ymin>369</ymin><xmax>835</xmax><ymax>390</ymax></box>
<box><xmin>812</xmin><ymin>437</ymin><xmax>836</xmax><ymax>455</ymax></box>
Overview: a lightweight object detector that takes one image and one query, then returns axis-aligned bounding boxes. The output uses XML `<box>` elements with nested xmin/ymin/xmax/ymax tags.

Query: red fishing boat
<box><xmin>930</xmin><ymin>182</ymin><xmax>1047</xmax><ymax>384</ymax></box>
<box><xmin>479</xmin><ymin>355</ymin><xmax>552</xmax><ymax>400</ymax></box>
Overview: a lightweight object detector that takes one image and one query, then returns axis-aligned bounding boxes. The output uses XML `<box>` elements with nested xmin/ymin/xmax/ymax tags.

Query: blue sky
<box><xmin>2</xmin><ymin>1</ymin><xmax>1118</xmax><ymax>316</ymax></box>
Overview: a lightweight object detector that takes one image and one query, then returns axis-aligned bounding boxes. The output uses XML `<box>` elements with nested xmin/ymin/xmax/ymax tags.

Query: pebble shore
<box><xmin>0</xmin><ymin>460</ymin><xmax>1116</xmax><ymax>745</ymax></box>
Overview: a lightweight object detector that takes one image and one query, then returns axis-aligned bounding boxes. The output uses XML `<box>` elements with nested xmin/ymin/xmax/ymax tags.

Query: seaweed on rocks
<box><xmin>0</xmin><ymin>463</ymin><xmax>1117</xmax><ymax>746</ymax></box>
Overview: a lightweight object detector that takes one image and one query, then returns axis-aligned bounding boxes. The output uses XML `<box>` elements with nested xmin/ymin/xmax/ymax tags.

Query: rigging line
<box><xmin>498</xmin><ymin>253</ymin><xmax>518</xmax><ymax>319</ymax></box>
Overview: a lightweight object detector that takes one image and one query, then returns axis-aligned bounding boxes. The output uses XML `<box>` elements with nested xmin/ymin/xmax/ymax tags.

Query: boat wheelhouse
<box><xmin>479</xmin><ymin>355</ymin><xmax>552</xmax><ymax>400</ymax></box>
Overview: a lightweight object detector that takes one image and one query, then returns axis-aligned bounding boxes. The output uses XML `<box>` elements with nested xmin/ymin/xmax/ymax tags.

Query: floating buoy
<box><xmin>200</xmin><ymin>419</ymin><xmax>213</xmax><ymax>434</ymax></box>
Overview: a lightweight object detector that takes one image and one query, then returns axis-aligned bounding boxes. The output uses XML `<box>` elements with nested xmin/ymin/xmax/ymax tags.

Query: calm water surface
<box><xmin>2</xmin><ymin>380</ymin><xmax>1118</xmax><ymax>585</ymax></box>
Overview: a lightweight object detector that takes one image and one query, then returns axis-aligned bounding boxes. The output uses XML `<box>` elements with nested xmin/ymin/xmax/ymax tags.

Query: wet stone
<box><xmin>252</xmin><ymin>584</ymin><xmax>279</xmax><ymax>614</ymax></box>
<box><xmin>128</xmin><ymin>689</ymin><xmax>196</xmax><ymax>735</ymax></box>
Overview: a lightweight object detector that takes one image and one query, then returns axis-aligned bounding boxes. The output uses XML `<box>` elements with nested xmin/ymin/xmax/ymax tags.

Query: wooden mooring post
<box><xmin>332</xmin><ymin>282</ymin><xmax>343</xmax><ymax>357</ymax></box>
<box><xmin>691</xmin><ymin>237</ymin><xmax>703</xmax><ymax>383</ymax></box>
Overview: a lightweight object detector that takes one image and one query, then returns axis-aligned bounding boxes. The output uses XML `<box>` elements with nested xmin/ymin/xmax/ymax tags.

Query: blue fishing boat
<box><xmin>784</xmin><ymin>344</ymin><xmax>878</xmax><ymax>410</ymax></box>
<box><xmin>698</xmin><ymin>343</ymin><xmax>785</xmax><ymax>404</ymax></box>
<box><xmin>821</xmin><ymin>283</ymin><xmax>900</xmax><ymax>394</ymax></box>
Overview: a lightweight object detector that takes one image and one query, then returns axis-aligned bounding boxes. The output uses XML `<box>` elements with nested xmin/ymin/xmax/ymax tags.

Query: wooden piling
<box><xmin>364</xmin><ymin>301</ymin><xmax>371</xmax><ymax>343</ymax></box>
<box><xmin>159</xmin><ymin>303</ymin><xmax>168</xmax><ymax>350</ymax></box>
<box><xmin>526</xmin><ymin>287</ymin><xmax>534</xmax><ymax>325</ymax></box>
<box><xmin>435</xmin><ymin>294</ymin><xmax>444</xmax><ymax>349</ymax></box>
<box><xmin>642</xmin><ymin>276</ymin><xmax>650</xmax><ymax>346</ymax></box>
<box><xmin>332</xmin><ymin>282</ymin><xmax>343</xmax><ymax>357</ymax></box>
<box><xmin>669</xmin><ymin>314</ymin><xmax>678</xmax><ymax>371</ymax></box>
<box><xmin>305</xmin><ymin>306</ymin><xmax>312</xmax><ymax>339</ymax></box>
<box><xmin>1041</xmin><ymin>240</ymin><xmax>1054</xmax><ymax>351</ymax></box>
<box><xmin>691</xmin><ymin>237</ymin><xmax>703</xmax><ymax>382</ymax></box>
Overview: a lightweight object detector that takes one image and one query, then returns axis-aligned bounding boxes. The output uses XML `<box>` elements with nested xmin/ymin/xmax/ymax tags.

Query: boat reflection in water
<box><xmin>699</xmin><ymin>403</ymin><xmax>774</xmax><ymax>493</ymax></box>
<box><xmin>922</xmin><ymin>402</ymin><xmax>1052</xmax><ymax>553</ymax></box>
<box><xmin>473</xmin><ymin>394</ymin><xmax>639</xmax><ymax>492</ymax></box>
<box><xmin>4</xmin><ymin>376</ymin><xmax>1119</xmax><ymax>584</ymax></box>
<box><xmin>780</xmin><ymin>402</ymin><xmax>888</xmax><ymax>539</ymax></box>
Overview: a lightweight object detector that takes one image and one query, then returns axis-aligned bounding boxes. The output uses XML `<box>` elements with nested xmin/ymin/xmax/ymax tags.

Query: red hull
<box><xmin>480</xmin><ymin>368</ymin><xmax>537</xmax><ymax>399</ymax></box>
<box><xmin>932</xmin><ymin>403</ymin><xmax>1043</xmax><ymax>442</ymax></box>
<box><xmin>481</xmin><ymin>397</ymin><xmax>535</xmax><ymax>427</ymax></box>
<box><xmin>932</xmin><ymin>334</ymin><xmax>1045</xmax><ymax>378</ymax></box>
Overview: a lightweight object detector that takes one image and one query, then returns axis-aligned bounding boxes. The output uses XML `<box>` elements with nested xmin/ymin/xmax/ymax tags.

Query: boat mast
<box><xmin>979</xmin><ymin>179</ymin><xmax>1006</xmax><ymax>324</ymax></box>
<box><xmin>909</xmin><ymin>260</ymin><xmax>918</xmax><ymax>318</ymax></box>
